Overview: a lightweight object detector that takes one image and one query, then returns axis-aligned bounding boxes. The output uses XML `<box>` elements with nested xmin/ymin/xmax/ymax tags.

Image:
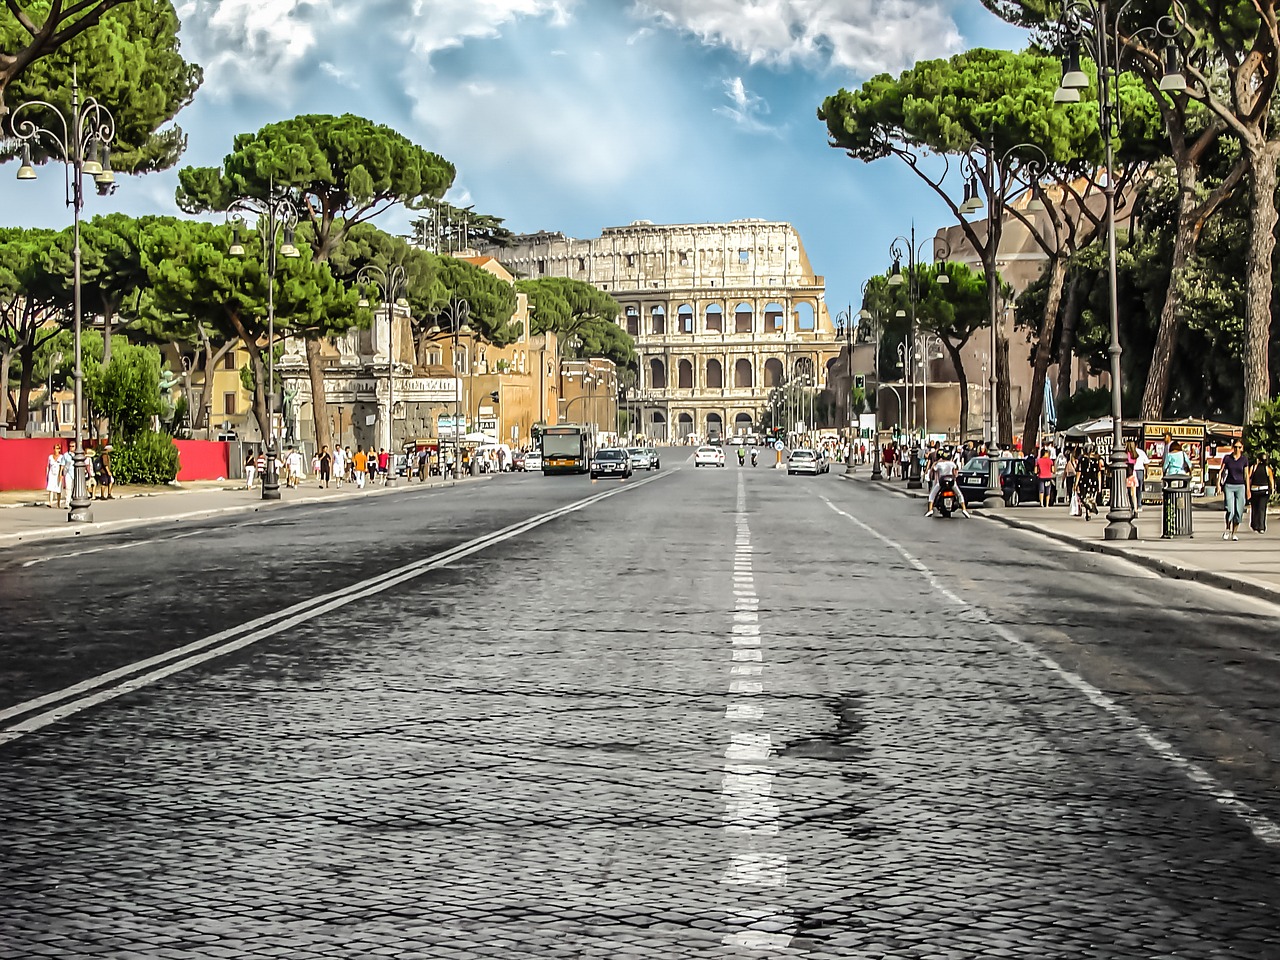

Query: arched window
<box><xmin>764</xmin><ymin>358</ymin><xmax>783</xmax><ymax>387</ymax></box>
<box><xmin>651</xmin><ymin>306</ymin><xmax>666</xmax><ymax>336</ymax></box>
<box><xmin>706</xmin><ymin>358</ymin><xmax>724</xmax><ymax>389</ymax></box>
<box><xmin>677</xmin><ymin>304</ymin><xmax>694</xmax><ymax>334</ymax></box>
<box><xmin>734</xmin><ymin>358</ymin><xmax>754</xmax><ymax>388</ymax></box>
<box><xmin>793</xmin><ymin>301</ymin><xmax>816</xmax><ymax>331</ymax></box>
<box><xmin>705</xmin><ymin>304</ymin><xmax>723</xmax><ymax>333</ymax></box>
<box><xmin>677</xmin><ymin>359</ymin><xmax>694</xmax><ymax>389</ymax></box>
<box><xmin>707</xmin><ymin>412</ymin><xmax>724</xmax><ymax>436</ymax></box>
<box><xmin>625</xmin><ymin>306</ymin><xmax>639</xmax><ymax>337</ymax></box>
<box><xmin>676</xmin><ymin>412</ymin><xmax>694</xmax><ymax>439</ymax></box>
<box><xmin>734</xmin><ymin>302</ymin><xmax>753</xmax><ymax>334</ymax></box>
<box><xmin>649</xmin><ymin>357</ymin><xmax>667</xmax><ymax>389</ymax></box>
<box><xmin>764</xmin><ymin>302</ymin><xmax>785</xmax><ymax>333</ymax></box>
<box><xmin>734</xmin><ymin>412</ymin><xmax>754</xmax><ymax>430</ymax></box>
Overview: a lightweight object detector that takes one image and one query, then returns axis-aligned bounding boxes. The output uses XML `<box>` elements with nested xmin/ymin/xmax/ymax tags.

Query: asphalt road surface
<box><xmin>3</xmin><ymin>455</ymin><xmax>1280</xmax><ymax>958</ymax></box>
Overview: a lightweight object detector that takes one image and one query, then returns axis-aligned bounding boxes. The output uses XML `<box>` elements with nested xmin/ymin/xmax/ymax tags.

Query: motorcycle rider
<box><xmin>750</xmin><ymin>448</ymin><xmax>758</xmax><ymax>467</ymax></box>
<box><xmin>926</xmin><ymin>446</ymin><xmax>970</xmax><ymax>517</ymax></box>
<box><xmin>737</xmin><ymin>443</ymin><xmax>746</xmax><ymax>466</ymax></box>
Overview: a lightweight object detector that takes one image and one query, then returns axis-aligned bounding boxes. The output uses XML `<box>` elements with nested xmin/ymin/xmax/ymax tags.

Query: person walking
<box><xmin>60</xmin><ymin>441</ymin><xmax>76</xmax><ymax>508</ymax></box>
<box><xmin>1217</xmin><ymin>439</ymin><xmax>1249</xmax><ymax>541</ymax></box>
<box><xmin>377</xmin><ymin>447</ymin><xmax>391</xmax><ymax>484</ymax></box>
<box><xmin>84</xmin><ymin>446</ymin><xmax>97</xmax><ymax>499</ymax></box>
<box><xmin>99</xmin><ymin>444</ymin><xmax>115</xmax><ymax>499</ymax></box>
<box><xmin>1077</xmin><ymin>449</ymin><xmax>1101</xmax><ymax>522</ymax></box>
<box><xmin>1248</xmin><ymin>454</ymin><xmax>1274</xmax><ymax>534</ymax></box>
<box><xmin>244</xmin><ymin>451</ymin><xmax>258</xmax><ymax>490</ymax></box>
<box><xmin>1063</xmin><ymin>449</ymin><xmax>1079</xmax><ymax>510</ymax></box>
<box><xmin>318</xmin><ymin>445</ymin><xmax>332</xmax><ymax>488</ymax></box>
<box><xmin>287</xmin><ymin>447</ymin><xmax>304</xmax><ymax>489</ymax></box>
<box><xmin>1035</xmin><ymin>447</ymin><xmax>1055</xmax><ymax>507</ymax></box>
<box><xmin>353</xmin><ymin>446</ymin><xmax>368</xmax><ymax>489</ymax></box>
<box><xmin>332</xmin><ymin>445</ymin><xmax>346</xmax><ymax>489</ymax></box>
<box><xmin>46</xmin><ymin>443</ymin><xmax>63</xmax><ymax>508</ymax></box>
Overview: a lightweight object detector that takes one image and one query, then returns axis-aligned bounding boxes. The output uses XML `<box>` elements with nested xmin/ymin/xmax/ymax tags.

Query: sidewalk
<box><xmin>839</xmin><ymin>469</ymin><xmax>1280</xmax><ymax>607</ymax></box>
<box><xmin>0</xmin><ymin>475</ymin><xmax>485</xmax><ymax>547</ymax></box>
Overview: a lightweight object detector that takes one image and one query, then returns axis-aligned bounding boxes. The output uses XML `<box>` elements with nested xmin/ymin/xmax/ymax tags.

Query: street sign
<box><xmin>773</xmin><ymin>440</ymin><xmax>785</xmax><ymax>451</ymax></box>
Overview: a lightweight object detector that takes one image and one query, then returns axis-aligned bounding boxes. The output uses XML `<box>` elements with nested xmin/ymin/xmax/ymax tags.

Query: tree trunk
<box><xmin>197</xmin><ymin>338</ymin><xmax>234</xmax><ymax>433</ymax></box>
<box><xmin>16</xmin><ymin>340</ymin><xmax>35</xmax><ymax>431</ymax></box>
<box><xmin>98</xmin><ymin>308</ymin><xmax>114</xmax><ymax>439</ymax></box>
<box><xmin>1055</xmin><ymin>274</ymin><xmax>1083</xmax><ymax>403</ymax></box>
<box><xmin>1140</xmin><ymin>165</ymin><xmax>1199</xmax><ymax>419</ymax></box>
<box><xmin>943</xmin><ymin>339</ymin><xmax>969</xmax><ymax>440</ymax></box>
<box><xmin>0</xmin><ymin>347</ymin><xmax>11</xmax><ymax>428</ymax></box>
<box><xmin>1022</xmin><ymin>254</ymin><xmax>1069</xmax><ymax>453</ymax></box>
<box><xmin>226</xmin><ymin>311</ymin><xmax>272</xmax><ymax>442</ymax></box>
<box><xmin>996</xmin><ymin>327</ymin><xmax>1013</xmax><ymax>447</ymax></box>
<box><xmin>305</xmin><ymin>338</ymin><xmax>331</xmax><ymax>451</ymax></box>
<box><xmin>1243</xmin><ymin>144</ymin><xmax>1279</xmax><ymax>422</ymax></box>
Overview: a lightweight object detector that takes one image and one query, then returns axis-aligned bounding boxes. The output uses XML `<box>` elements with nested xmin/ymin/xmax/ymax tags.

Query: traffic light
<box><xmin>854</xmin><ymin>375</ymin><xmax>866</xmax><ymax>390</ymax></box>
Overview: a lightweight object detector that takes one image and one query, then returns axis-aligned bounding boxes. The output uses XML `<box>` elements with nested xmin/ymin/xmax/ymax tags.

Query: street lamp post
<box><xmin>356</xmin><ymin>263</ymin><xmax>408</xmax><ymax>485</ymax></box>
<box><xmin>12</xmin><ymin>72</ymin><xmax>117</xmax><ymax>523</ymax></box>
<box><xmin>834</xmin><ymin>306</ymin><xmax>859</xmax><ymax>474</ymax></box>
<box><xmin>1052</xmin><ymin>0</ymin><xmax>1180</xmax><ymax>540</ymax></box>
<box><xmin>227</xmin><ymin>186</ymin><xmax>301</xmax><ymax>501</ymax></box>
<box><xmin>916</xmin><ymin>332</ymin><xmax>945</xmax><ymax>441</ymax></box>
<box><xmin>428</xmin><ymin>298</ymin><xmax>472</xmax><ymax>479</ymax></box>
<box><xmin>858</xmin><ymin>293</ymin><xmax>884</xmax><ymax>480</ymax></box>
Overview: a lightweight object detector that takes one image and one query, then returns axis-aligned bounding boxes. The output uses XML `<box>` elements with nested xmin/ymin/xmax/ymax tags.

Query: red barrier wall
<box><xmin>0</xmin><ymin>437</ymin><xmax>231</xmax><ymax>489</ymax></box>
<box><xmin>0</xmin><ymin>438</ymin><xmax>69</xmax><ymax>491</ymax></box>
<box><xmin>174</xmin><ymin>440</ymin><xmax>231</xmax><ymax>482</ymax></box>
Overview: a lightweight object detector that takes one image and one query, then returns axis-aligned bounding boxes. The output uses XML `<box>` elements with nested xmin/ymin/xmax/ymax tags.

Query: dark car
<box><xmin>957</xmin><ymin>455</ymin><xmax>1039</xmax><ymax>507</ymax></box>
<box><xmin>957</xmin><ymin>456</ymin><xmax>994</xmax><ymax>505</ymax></box>
<box><xmin>590</xmin><ymin>447</ymin><xmax>632</xmax><ymax>479</ymax></box>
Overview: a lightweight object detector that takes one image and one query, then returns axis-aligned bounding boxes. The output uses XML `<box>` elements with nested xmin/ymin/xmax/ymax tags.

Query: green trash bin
<box><xmin>1162</xmin><ymin>475</ymin><xmax>1193</xmax><ymax>538</ymax></box>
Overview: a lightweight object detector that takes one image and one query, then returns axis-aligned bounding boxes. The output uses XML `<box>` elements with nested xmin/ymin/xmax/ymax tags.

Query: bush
<box><xmin>1244</xmin><ymin>398</ymin><xmax>1280</xmax><ymax>465</ymax></box>
<box><xmin>112</xmin><ymin>431</ymin><xmax>180</xmax><ymax>485</ymax></box>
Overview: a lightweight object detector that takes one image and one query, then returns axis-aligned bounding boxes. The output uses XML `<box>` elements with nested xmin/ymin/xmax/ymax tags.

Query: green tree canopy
<box><xmin>431</xmin><ymin>256</ymin><xmax>519</xmax><ymax>345</ymax></box>
<box><xmin>3</xmin><ymin>0</ymin><xmax>201</xmax><ymax>172</ymax></box>
<box><xmin>0</xmin><ymin>224</ymin><xmax>67</xmax><ymax>427</ymax></box>
<box><xmin>517</xmin><ymin>276</ymin><xmax>633</xmax><ymax>368</ymax></box>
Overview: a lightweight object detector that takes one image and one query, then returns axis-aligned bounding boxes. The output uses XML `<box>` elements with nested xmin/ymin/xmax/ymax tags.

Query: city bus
<box><xmin>541</xmin><ymin>424</ymin><xmax>592</xmax><ymax>475</ymax></box>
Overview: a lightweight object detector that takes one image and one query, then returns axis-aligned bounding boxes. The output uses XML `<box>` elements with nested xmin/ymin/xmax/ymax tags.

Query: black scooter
<box><xmin>936</xmin><ymin>475</ymin><xmax>959</xmax><ymax>518</ymax></box>
<box><xmin>750</xmin><ymin>450</ymin><xmax>758</xmax><ymax>467</ymax></box>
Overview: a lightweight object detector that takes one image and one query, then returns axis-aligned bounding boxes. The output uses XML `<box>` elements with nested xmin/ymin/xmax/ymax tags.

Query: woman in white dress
<box><xmin>45</xmin><ymin>444</ymin><xmax>63</xmax><ymax>508</ymax></box>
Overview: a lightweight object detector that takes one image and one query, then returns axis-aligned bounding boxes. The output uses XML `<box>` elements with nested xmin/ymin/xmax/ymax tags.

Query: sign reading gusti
<box><xmin>316</xmin><ymin>377</ymin><xmax>461</xmax><ymax>402</ymax></box>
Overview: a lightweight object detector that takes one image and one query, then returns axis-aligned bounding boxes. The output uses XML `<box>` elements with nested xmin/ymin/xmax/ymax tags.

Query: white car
<box><xmin>524</xmin><ymin>451</ymin><xmax>542</xmax><ymax>471</ymax></box>
<box><xmin>694</xmin><ymin>445</ymin><xmax>726</xmax><ymax>468</ymax></box>
<box><xmin>787</xmin><ymin>449</ymin><xmax>822</xmax><ymax>476</ymax></box>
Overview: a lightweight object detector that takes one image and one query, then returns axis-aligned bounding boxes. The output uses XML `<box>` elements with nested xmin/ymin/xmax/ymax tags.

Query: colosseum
<box><xmin>479</xmin><ymin>219</ymin><xmax>837</xmax><ymax>442</ymax></box>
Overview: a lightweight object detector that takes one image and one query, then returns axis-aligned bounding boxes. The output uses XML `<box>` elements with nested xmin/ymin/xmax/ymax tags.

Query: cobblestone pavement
<box><xmin>2</xmin><ymin>461</ymin><xmax>1280</xmax><ymax>957</ymax></box>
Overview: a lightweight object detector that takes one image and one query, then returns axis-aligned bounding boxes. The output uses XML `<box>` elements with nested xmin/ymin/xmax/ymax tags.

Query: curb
<box><xmin>837</xmin><ymin>472</ymin><xmax>1280</xmax><ymax>608</ymax></box>
<box><xmin>0</xmin><ymin>475</ymin><xmax>492</xmax><ymax>548</ymax></box>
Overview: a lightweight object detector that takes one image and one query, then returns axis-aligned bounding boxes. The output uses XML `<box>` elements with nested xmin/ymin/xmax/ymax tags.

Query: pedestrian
<box><xmin>46</xmin><ymin>443</ymin><xmax>63</xmax><ymax>508</ymax></box>
<box><xmin>287</xmin><ymin>447</ymin><xmax>304</xmax><ymax>489</ymax></box>
<box><xmin>244</xmin><ymin>450</ymin><xmax>257</xmax><ymax>490</ymax></box>
<box><xmin>1036</xmin><ymin>447</ymin><xmax>1055</xmax><ymax>507</ymax></box>
<box><xmin>1063</xmin><ymin>449</ymin><xmax>1078</xmax><ymax>508</ymax></box>
<box><xmin>99</xmin><ymin>444</ymin><xmax>114</xmax><ymax>499</ymax></box>
<box><xmin>310</xmin><ymin>450</ymin><xmax>321</xmax><ymax>482</ymax></box>
<box><xmin>318</xmin><ymin>445</ymin><xmax>332</xmax><ymax>488</ymax></box>
<box><xmin>1124</xmin><ymin>441</ymin><xmax>1140</xmax><ymax>517</ymax></box>
<box><xmin>332</xmin><ymin>445</ymin><xmax>346</xmax><ymax>489</ymax></box>
<box><xmin>254</xmin><ymin>450</ymin><xmax>267</xmax><ymax>487</ymax></box>
<box><xmin>1162</xmin><ymin>440</ymin><xmax>1192</xmax><ymax>477</ymax></box>
<box><xmin>1133</xmin><ymin>441</ymin><xmax>1149</xmax><ymax>515</ymax></box>
<box><xmin>1077</xmin><ymin>449</ymin><xmax>1100</xmax><ymax>522</ymax></box>
<box><xmin>84</xmin><ymin>447</ymin><xmax>97</xmax><ymax>499</ymax></box>
<box><xmin>1217</xmin><ymin>439</ymin><xmax>1249</xmax><ymax>541</ymax></box>
<box><xmin>353</xmin><ymin>446</ymin><xmax>368</xmax><ymax>489</ymax></box>
<box><xmin>1248</xmin><ymin>453</ymin><xmax>1274</xmax><ymax>534</ymax></box>
<box><xmin>377</xmin><ymin>447</ymin><xmax>391</xmax><ymax>483</ymax></box>
<box><xmin>344</xmin><ymin>447</ymin><xmax>355</xmax><ymax>483</ymax></box>
<box><xmin>60</xmin><ymin>441</ymin><xmax>76</xmax><ymax>507</ymax></box>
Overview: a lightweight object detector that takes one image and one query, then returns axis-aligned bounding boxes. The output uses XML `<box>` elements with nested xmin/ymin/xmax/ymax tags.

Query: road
<box><xmin>2</xmin><ymin>454</ymin><xmax>1279</xmax><ymax>958</ymax></box>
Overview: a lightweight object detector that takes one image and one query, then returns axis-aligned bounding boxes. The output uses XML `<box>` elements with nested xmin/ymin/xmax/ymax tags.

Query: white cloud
<box><xmin>631</xmin><ymin>0</ymin><xmax>963</xmax><ymax>77</ymax></box>
<box><xmin>714</xmin><ymin>77</ymin><xmax>779</xmax><ymax>135</ymax></box>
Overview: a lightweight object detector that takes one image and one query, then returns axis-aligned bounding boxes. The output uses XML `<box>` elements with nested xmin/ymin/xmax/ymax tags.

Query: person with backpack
<box><xmin>1248</xmin><ymin>454</ymin><xmax>1275</xmax><ymax>534</ymax></box>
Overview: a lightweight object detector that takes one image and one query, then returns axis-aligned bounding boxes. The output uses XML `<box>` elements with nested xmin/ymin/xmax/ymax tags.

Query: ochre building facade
<box><xmin>481</xmin><ymin>219</ymin><xmax>837</xmax><ymax>442</ymax></box>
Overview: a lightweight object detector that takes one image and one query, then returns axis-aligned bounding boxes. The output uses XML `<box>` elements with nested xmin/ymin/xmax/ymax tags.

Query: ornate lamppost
<box><xmin>858</xmin><ymin>283</ymin><xmax>885</xmax><ymax>480</ymax></box>
<box><xmin>227</xmin><ymin>187</ymin><xmax>301</xmax><ymax>500</ymax></box>
<box><xmin>356</xmin><ymin>263</ymin><xmax>408</xmax><ymax>484</ymax></box>
<box><xmin>1052</xmin><ymin>1</ymin><xmax>1184</xmax><ymax>539</ymax></box>
<box><xmin>834</xmin><ymin>305</ymin><xmax>859</xmax><ymax>474</ymax></box>
<box><xmin>428</xmin><ymin>298</ymin><xmax>471</xmax><ymax>479</ymax></box>
<box><xmin>12</xmin><ymin>73</ymin><xmax>117</xmax><ymax>523</ymax></box>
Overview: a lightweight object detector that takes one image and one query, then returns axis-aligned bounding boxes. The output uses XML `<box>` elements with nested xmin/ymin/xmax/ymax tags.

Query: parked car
<box><xmin>998</xmin><ymin>456</ymin><xmax>1042</xmax><ymax>506</ymax></box>
<box><xmin>957</xmin><ymin>456</ymin><xmax>995</xmax><ymax>505</ymax></box>
<box><xmin>694</xmin><ymin>445</ymin><xmax>726</xmax><ymax>467</ymax></box>
<box><xmin>787</xmin><ymin>449</ymin><xmax>822</xmax><ymax>476</ymax></box>
<box><xmin>590</xmin><ymin>447</ymin><xmax>632</xmax><ymax>479</ymax></box>
<box><xmin>523</xmin><ymin>450</ymin><xmax>542</xmax><ymax>472</ymax></box>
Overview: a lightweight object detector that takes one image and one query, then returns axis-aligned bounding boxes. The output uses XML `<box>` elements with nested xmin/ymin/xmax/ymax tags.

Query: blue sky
<box><xmin>2</xmin><ymin>0</ymin><xmax>1028</xmax><ymax>321</ymax></box>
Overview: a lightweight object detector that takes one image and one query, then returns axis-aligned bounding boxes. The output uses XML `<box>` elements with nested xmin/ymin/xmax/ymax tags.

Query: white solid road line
<box><xmin>822</xmin><ymin>494</ymin><xmax>1280</xmax><ymax>850</ymax></box>
<box><xmin>0</xmin><ymin>473</ymin><xmax>668</xmax><ymax>747</ymax></box>
<box><xmin>21</xmin><ymin>528</ymin><xmax>204</xmax><ymax>568</ymax></box>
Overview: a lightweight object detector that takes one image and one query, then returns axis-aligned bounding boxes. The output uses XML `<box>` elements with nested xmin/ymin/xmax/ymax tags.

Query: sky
<box><xmin>2</xmin><ymin>0</ymin><xmax>1029</xmax><ymax>322</ymax></box>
